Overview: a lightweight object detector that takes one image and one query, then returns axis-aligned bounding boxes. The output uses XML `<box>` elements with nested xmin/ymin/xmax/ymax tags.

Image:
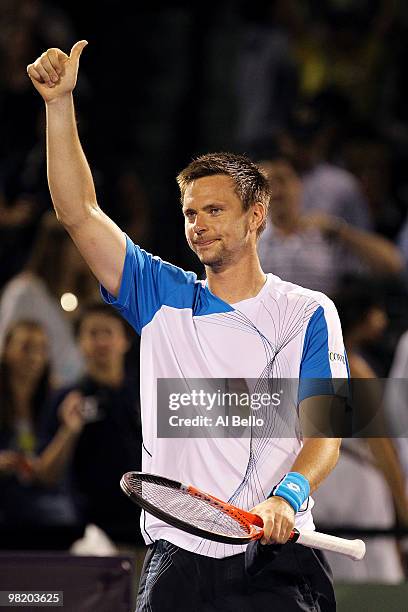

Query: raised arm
<box><xmin>302</xmin><ymin>212</ymin><xmax>403</xmax><ymax>276</ymax></box>
<box><xmin>33</xmin><ymin>391</ymin><xmax>85</xmax><ymax>487</ymax></box>
<box><xmin>27</xmin><ymin>41</ymin><xmax>126</xmax><ymax>296</ymax></box>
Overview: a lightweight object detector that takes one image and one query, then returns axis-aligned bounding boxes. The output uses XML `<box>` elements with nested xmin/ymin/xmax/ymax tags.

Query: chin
<box><xmin>197</xmin><ymin>253</ymin><xmax>224</xmax><ymax>267</ymax></box>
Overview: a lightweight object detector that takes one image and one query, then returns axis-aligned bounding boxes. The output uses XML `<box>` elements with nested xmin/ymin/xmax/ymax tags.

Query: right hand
<box><xmin>58</xmin><ymin>391</ymin><xmax>86</xmax><ymax>434</ymax></box>
<box><xmin>26</xmin><ymin>40</ymin><xmax>88</xmax><ymax>103</ymax></box>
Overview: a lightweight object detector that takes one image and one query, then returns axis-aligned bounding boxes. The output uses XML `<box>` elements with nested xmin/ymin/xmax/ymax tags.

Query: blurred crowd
<box><xmin>1</xmin><ymin>0</ymin><xmax>408</xmax><ymax>585</ymax></box>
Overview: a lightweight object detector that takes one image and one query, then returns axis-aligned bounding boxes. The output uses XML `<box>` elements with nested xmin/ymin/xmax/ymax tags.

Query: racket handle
<box><xmin>291</xmin><ymin>528</ymin><xmax>366</xmax><ymax>561</ymax></box>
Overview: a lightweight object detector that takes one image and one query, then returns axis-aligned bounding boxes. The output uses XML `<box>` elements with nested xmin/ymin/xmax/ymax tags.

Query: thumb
<box><xmin>69</xmin><ymin>40</ymin><xmax>88</xmax><ymax>62</ymax></box>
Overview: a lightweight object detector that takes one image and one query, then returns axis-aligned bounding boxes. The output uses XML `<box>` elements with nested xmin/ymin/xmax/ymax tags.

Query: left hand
<box><xmin>250</xmin><ymin>496</ymin><xmax>295</xmax><ymax>545</ymax></box>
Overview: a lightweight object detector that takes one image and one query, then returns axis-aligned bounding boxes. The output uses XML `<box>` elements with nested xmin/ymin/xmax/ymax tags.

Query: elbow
<box><xmin>55</xmin><ymin>203</ymin><xmax>100</xmax><ymax>230</ymax></box>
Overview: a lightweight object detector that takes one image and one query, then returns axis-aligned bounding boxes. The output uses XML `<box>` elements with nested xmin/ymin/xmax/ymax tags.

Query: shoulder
<box><xmin>124</xmin><ymin>236</ymin><xmax>198</xmax><ymax>293</ymax></box>
<box><xmin>266</xmin><ymin>273</ymin><xmax>337</xmax><ymax>313</ymax></box>
<box><xmin>304</xmin><ymin>164</ymin><xmax>364</xmax><ymax>204</ymax></box>
<box><xmin>266</xmin><ymin>276</ymin><xmax>343</xmax><ymax>351</ymax></box>
<box><xmin>390</xmin><ymin>330</ymin><xmax>408</xmax><ymax>377</ymax></box>
<box><xmin>395</xmin><ymin>330</ymin><xmax>408</xmax><ymax>356</ymax></box>
<box><xmin>0</xmin><ymin>273</ymin><xmax>44</xmax><ymax>300</ymax></box>
<box><xmin>313</xmin><ymin>162</ymin><xmax>360</xmax><ymax>189</ymax></box>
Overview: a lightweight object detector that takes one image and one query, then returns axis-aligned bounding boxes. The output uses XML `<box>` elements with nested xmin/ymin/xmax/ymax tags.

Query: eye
<box><xmin>210</xmin><ymin>207</ymin><xmax>222</xmax><ymax>215</ymax></box>
<box><xmin>184</xmin><ymin>209</ymin><xmax>196</xmax><ymax>220</ymax></box>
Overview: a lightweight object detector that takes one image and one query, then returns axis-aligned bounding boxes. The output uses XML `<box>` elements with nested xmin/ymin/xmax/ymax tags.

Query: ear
<box><xmin>249</xmin><ymin>202</ymin><xmax>266</xmax><ymax>234</ymax></box>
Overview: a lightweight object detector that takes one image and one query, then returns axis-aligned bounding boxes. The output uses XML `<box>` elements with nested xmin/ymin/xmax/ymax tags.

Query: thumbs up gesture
<box><xmin>27</xmin><ymin>40</ymin><xmax>88</xmax><ymax>103</ymax></box>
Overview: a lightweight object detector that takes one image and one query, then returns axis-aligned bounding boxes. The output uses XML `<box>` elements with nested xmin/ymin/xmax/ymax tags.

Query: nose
<box><xmin>193</xmin><ymin>212</ymin><xmax>208</xmax><ymax>235</ymax></box>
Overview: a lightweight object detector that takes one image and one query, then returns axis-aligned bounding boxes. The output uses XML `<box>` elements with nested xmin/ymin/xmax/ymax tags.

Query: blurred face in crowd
<box><xmin>4</xmin><ymin>323</ymin><xmax>49</xmax><ymax>382</ymax></box>
<box><xmin>361</xmin><ymin>307</ymin><xmax>388</xmax><ymax>343</ymax></box>
<box><xmin>78</xmin><ymin>313</ymin><xmax>129</xmax><ymax>369</ymax></box>
<box><xmin>183</xmin><ymin>175</ymin><xmax>263</xmax><ymax>269</ymax></box>
<box><xmin>280</xmin><ymin>130</ymin><xmax>327</xmax><ymax>172</ymax></box>
<box><xmin>261</xmin><ymin>159</ymin><xmax>302</xmax><ymax>227</ymax></box>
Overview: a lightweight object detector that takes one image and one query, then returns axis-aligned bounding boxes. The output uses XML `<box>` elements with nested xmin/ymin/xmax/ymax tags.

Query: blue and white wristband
<box><xmin>269</xmin><ymin>472</ymin><xmax>310</xmax><ymax>513</ymax></box>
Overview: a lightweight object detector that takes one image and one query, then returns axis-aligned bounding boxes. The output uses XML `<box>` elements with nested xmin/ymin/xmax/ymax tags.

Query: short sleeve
<box><xmin>100</xmin><ymin>235</ymin><xmax>197</xmax><ymax>334</ymax></box>
<box><xmin>299</xmin><ymin>301</ymin><xmax>349</xmax><ymax>402</ymax></box>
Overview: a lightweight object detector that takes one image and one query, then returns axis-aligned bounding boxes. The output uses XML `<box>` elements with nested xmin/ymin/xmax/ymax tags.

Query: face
<box><xmin>364</xmin><ymin>307</ymin><xmax>388</xmax><ymax>341</ymax></box>
<box><xmin>4</xmin><ymin>325</ymin><xmax>49</xmax><ymax>380</ymax></box>
<box><xmin>78</xmin><ymin>313</ymin><xmax>129</xmax><ymax>368</ymax></box>
<box><xmin>183</xmin><ymin>175</ymin><xmax>262</xmax><ymax>269</ymax></box>
<box><xmin>261</xmin><ymin>160</ymin><xmax>302</xmax><ymax>225</ymax></box>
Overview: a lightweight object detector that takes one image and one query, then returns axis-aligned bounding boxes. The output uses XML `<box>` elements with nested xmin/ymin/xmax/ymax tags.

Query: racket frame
<box><xmin>120</xmin><ymin>471</ymin><xmax>263</xmax><ymax>544</ymax></box>
<box><xmin>121</xmin><ymin>471</ymin><xmax>365</xmax><ymax>560</ymax></box>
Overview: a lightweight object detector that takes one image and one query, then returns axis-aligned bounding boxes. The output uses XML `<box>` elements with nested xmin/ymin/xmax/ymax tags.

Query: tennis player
<box><xmin>28</xmin><ymin>42</ymin><xmax>349</xmax><ymax>611</ymax></box>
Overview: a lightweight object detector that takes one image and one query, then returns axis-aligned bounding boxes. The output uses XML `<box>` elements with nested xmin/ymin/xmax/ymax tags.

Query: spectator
<box><xmin>0</xmin><ymin>212</ymin><xmax>100</xmax><ymax>385</ymax></box>
<box><xmin>313</xmin><ymin>279</ymin><xmax>408</xmax><ymax>582</ymax></box>
<box><xmin>35</xmin><ymin>303</ymin><xmax>143</xmax><ymax>549</ymax></box>
<box><xmin>0</xmin><ymin>320</ymin><xmax>77</xmax><ymax>549</ymax></box>
<box><xmin>279</xmin><ymin>101</ymin><xmax>373</xmax><ymax>229</ymax></box>
<box><xmin>258</xmin><ymin>155</ymin><xmax>403</xmax><ymax>295</ymax></box>
<box><xmin>341</xmin><ymin>131</ymin><xmax>404</xmax><ymax>239</ymax></box>
<box><xmin>385</xmin><ymin>330</ymin><xmax>408</xmax><ymax>498</ymax></box>
<box><xmin>234</xmin><ymin>0</ymin><xmax>298</xmax><ymax>152</ymax></box>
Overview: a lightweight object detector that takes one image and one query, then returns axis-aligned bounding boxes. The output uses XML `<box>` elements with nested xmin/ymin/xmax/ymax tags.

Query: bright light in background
<box><xmin>60</xmin><ymin>292</ymin><xmax>78</xmax><ymax>312</ymax></box>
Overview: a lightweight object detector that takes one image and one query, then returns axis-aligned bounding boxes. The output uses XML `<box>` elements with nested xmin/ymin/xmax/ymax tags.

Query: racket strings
<box><xmin>127</xmin><ymin>474</ymin><xmax>252</xmax><ymax>538</ymax></box>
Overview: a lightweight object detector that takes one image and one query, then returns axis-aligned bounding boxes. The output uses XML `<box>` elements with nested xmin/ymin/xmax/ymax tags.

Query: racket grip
<box><xmin>293</xmin><ymin>529</ymin><xmax>366</xmax><ymax>561</ymax></box>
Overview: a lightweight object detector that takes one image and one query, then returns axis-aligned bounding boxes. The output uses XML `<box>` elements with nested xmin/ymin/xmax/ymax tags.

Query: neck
<box><xmin>86</xmin><ymin>362</ymin><xmax>125</xmax><ymax>387</ymax></box>
<box><xmin>205</xmin><ymin>248</ymin><xmax>266</xmax><ymax>304</ymax></box>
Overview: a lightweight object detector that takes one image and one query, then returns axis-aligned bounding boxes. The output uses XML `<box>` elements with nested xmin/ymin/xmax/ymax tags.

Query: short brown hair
<box><xmin>75</xmin><ymin>302</ymin><xmax>134</xmax><ymax>341</ymax></box>
<box><xmin>176</xmin><ymin>152</ymin><xmax>270</xmax><ymax>236</ymax></box>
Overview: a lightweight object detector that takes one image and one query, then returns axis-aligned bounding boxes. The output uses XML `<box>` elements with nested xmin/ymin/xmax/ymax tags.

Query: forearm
<box><xmin>46</xmin><ymin>94</ymin><xmax>98</xmax><ymax>227</ymax></box>
<box><xmin>291</xmin><ymin>438</ymin><xmax>341</xmax><ymax>493</ymax></box>
<box><xmin>366</xmin><ymin>437</ymin><xmax>408</xmax><ymax>521</ymax></box>
<box><xmin>251</xmin><ymin>438</ymin><xmax>340</xmax><ymax>543</ymax></box>
<box><xmin>34</xmin><ymin>425</ymin><xmax>80</xmax><ymax>486</ymax></box>
<box><xmin>338</xmin><ymin>223</ymin><xmax>403</xmax><ymax>275</ymax></box>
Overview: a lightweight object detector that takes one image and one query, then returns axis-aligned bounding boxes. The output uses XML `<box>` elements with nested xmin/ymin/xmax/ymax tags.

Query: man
<box><xmin>35</xmin><ymin>303</ymin><xmax>143</xmax><ymax>548</ymax></box>
<box><xmin>258</xmin><ymin>155</ymin><xmax>402</xmax><ymax>295</ymax></box>
<box><xmin>279</xmin><ymin>101</ymin><xmax>372</xmax><ymax>231</ymax></box>
<box><xmin>28</xmin><ymin>42</ymin><xmax>348</xmax><ymax>611</ymax></box>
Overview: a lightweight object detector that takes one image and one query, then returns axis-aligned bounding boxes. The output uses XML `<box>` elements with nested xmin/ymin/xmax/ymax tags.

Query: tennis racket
<box><xmin>120</xmin><ymin>471</ymin><xmax>365</xmax><ymax>560</ymax></box>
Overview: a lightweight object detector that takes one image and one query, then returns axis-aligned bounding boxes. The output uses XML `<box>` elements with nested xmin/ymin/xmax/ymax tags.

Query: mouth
<box><xmin>194</xmin><ymin>239</ymin><xmax>219</xmax><ymax>248</ymax></box>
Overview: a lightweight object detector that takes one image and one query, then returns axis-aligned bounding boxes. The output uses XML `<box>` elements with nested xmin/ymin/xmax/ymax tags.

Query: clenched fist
<box><xmin>250</xmin><ymin>496</ymin><xmax>295</xmax><ymax>544</ymax></box>
<box><xmin>26</xmin><ymin>40</ymin><xmax>88</xmax><ymax>103</ymax></box>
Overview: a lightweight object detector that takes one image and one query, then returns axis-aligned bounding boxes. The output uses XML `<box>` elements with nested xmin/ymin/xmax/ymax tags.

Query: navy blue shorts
<box><xmin>136</xmin><ymin>539</ymin><xmax>336</xmax><ymax>611</ymax></box>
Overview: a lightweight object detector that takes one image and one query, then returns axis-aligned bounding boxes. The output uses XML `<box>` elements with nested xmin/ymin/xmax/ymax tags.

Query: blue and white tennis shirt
<box><xmin>102</xmin><ymin>235</ymin><xmax>349</xmax><ymax>558</ymax></box>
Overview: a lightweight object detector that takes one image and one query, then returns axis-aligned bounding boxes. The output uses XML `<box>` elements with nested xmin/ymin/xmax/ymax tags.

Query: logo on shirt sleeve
<box><xmin>329</xmin><ymin>351</ymin><xmax>346</xmax><ymax>364</ymax></box>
